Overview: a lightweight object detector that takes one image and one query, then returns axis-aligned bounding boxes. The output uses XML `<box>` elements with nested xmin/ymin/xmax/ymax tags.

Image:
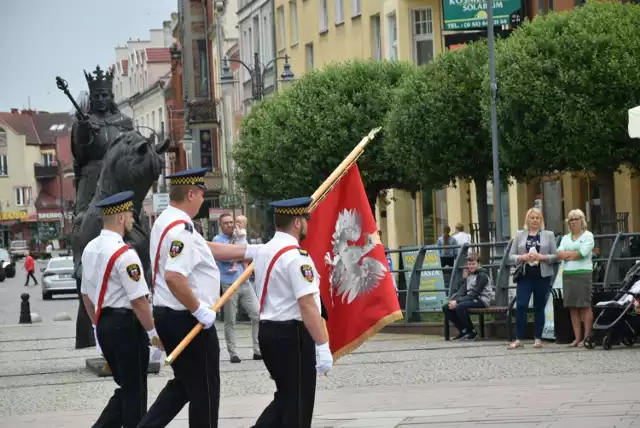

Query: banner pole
<box><xmin>164</xmin><ymin>126</ymin><xmax>382</xmax><ymax>365</ymax></box>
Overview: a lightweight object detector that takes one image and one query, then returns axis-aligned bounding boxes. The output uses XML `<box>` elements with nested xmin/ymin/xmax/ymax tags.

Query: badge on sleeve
<box><xmin>126</xmin><ymin>264</ymin><xmax>141</xmax><ymax>282</ymax></box>
<box><xmin>300</xmin><ymin>264</ymin><xmax>314</xmax><ymax>283</ymax></box>
<box><xmin>298</xmin><ymin>248</ymin><xmax>309</xmax><ymax>257</ymax></box>
<box><xmin>169</xmin><ymin>240</ymin><xmax>184</xmax><ymax>258</ymax></box>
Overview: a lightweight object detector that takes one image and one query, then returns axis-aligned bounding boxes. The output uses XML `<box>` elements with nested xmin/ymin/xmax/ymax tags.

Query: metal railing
<box><xmin>386</xmin><ymin>231</ymin><xmax>640</xmax><ymax>328</ymax></box>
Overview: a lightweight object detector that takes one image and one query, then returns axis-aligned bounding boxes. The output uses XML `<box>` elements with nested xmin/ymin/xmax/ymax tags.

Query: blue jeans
<box><xmin>515</xmin><ymin>275</ymin><xmax>551</xmax><ymax>340</ymax></box>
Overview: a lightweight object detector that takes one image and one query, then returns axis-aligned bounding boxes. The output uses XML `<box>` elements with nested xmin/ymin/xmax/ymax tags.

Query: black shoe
<box><xmin>463</xmin><ymin>330</ymin><xmax>477</xmax><ymax>341</ymax></box>
<box><xmin>230</xmin><ymin>355</ymin><xmax>241</xmax><ymax>363</ymax></box>
<box><xmin>253</xmin><ymin>354</ymin><xmax>263</xmax><ymax>360</ymax></box>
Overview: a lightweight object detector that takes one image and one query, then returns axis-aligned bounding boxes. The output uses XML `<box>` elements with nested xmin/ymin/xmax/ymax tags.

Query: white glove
<box><xmin>244</xmin><ymin>244</ymin><xmax>263</xmax><ymax>260</ymax></box>
<box><xmin>149</xmin><ymin>346</ymin><xmax>163</xmax><ymax>363</ymax></box>
<box><xmin>93</xmin><ymin>324</ymin><xmax>103</xmax><ymax>356</ymax></box>
<box><xmin>315</xmin><ymin>342</ymin><xmax>333</xmax><ymax>375</ymax></box>
<box><xmin>192</xmin><ymin>303</ymin><xmax>216</xmax><ymax>329</ymax></box>
<box><xmin>147</xmin><ymin>328</ymin><xmax>164</xmax><ymax>350</ymax></box>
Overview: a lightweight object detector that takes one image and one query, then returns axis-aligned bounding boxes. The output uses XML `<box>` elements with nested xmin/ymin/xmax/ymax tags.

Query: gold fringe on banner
<box><xmin>331</xmin><ymin>310</ymin><xmax>404</xmax><ymax>362</ymax></box>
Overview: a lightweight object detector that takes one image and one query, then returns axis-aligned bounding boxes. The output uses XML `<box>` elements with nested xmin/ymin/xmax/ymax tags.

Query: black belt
<box><xmin>260</xmin><ymin>320</ymin><xmax>302</xmax><ymax>326</ymax></box>
<box><xmin>101</xmin><ymin>307</ymin><xmax>133</xmax><ymax>316</ymax></box>
<box><xmin>153</xmin><ymin>306</ymin><xmax>190</xmax><ymax>315</ymax></box>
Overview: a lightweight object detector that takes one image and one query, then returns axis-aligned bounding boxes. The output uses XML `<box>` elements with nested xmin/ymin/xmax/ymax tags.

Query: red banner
<box><xmin>305</xmin><ymin>163</ymin><xmax>402</xmax><ymax>360</ymax></box>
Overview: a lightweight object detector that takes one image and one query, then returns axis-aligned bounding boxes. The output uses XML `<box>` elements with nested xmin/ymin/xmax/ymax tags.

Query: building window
<box><xmin>305</xmin><ymin>43</ymin><xmax>314</xmax><ymax>71</ymax></box>
<box><xmin>0</xmin><ymin>155</ymin><xmax>7</xmax><ymax>176</ymax></box>
<box><xmin>386</xmin><ymin>12</ymin><xmax>398</xmax><ymax>61</ymax></box>
<box><xmin>253</xmin><ymin>16</ymin><xmax>261</xmax><ymax>63</ymax></box>
<box><xmin>41</xmin><ymin>152</ymin><xmax>55</xmax><ymax>166</ymax></box>
<box><xmin>319</xmin><ymin>0</ymin><xmax>329</xmax><ymax>33</ymax></box>
<box><xmin>277</xmin><ymin>6</ymin><xmax>286</xmax><ymax>50</ymax></box>
<box><xmin>289</xmin><ymin>0</ymin><xmax>299</xmax><ymax>45</ymax></box>
<box><xmin>335</xmin><ymin>0</ymin><xmax>344</xmax><ymax>24</ymax></box>
<box><xmin>200</xmin><ymin>129</ymin><xmax>215</xmax><ymax>172</ymax></box>
<box><xmin>15</xmin><ymin>187</ymin><xmax>32</xmax><ymax>207</ymax></box>
<box><xmin>371</xmin><ymin>14</ymin><xmax>382</xmax><ymax>61</ymax></box>
<box><xmin>195</xmin><ymin>39</ymin><xmax>210</xmax><ymax>97</ymax></box>
<box><xmin>351</xmin><ymin>0</ymin><xmax>361</xmax><ymax>17</ymax></box>
<box><xmin>0</xmin><ymin>127</ymin><xmax>6</xmax><ymax>148</ymax></box>
<box><xmin>412</xmin><ymin>8</ymin><xmax>435</xmax><ymax>66</ymax></box>
<box><xmin>242</xmin><ymin>28</ymin><xmax>251</xmax><ymax>81</ymax></box>
<box><xmin>158</xmin><ymin>107</ymin><xmax>164</xmax><ymax>137</ymax></box>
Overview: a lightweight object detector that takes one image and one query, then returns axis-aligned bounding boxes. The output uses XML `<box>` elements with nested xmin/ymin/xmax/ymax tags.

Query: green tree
<box><xmin>233</xmin><ymin>60</ymin><xmax>419</xmax><ymax>208</ymax></box>
<box><xmin>386</xmin><ymin>41</ymin><xmax>497</xmax><ymax>247</ymax></box>
<box><xmin>489</xmin><ymin>2</ymin><xmax>640</xmax><ymax>233</ymax></box>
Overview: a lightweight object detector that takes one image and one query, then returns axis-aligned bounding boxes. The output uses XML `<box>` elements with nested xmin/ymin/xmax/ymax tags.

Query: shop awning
<box><xmin>629</xmin><ymin>106</ymin><xmax>640</xmax><ymax>139</ymax></box>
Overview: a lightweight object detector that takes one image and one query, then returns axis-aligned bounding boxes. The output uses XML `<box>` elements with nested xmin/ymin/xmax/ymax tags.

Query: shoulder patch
<box><xmin>184</xmin><ymin>223</ymin><xmax>193</xmax><ymax>233</ymax></box>
<box><xmin>126</xmin><ymin>264</ymin><xmax>141</xmax><ymax>281</ymax></box>
<box><xmin>169</xmin><ymin>240</ymin><xmax>184</xmax><ymax>258</ymax></box>
<box><xmin>298</xmin><ymin>248</ymin><xmax>309</xmax><ymax>256</ymax></box>
<box><xmin>300</xmin><ymin>264</ymin><xmax>314</xmax><ymax>283</ymax></box>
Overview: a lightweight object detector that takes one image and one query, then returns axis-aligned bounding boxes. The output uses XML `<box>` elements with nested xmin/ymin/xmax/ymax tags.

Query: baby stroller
<box><xmin>583</xmin><ymin>262</ymin><xmax>640</xmax><ymax>351</ymax></box>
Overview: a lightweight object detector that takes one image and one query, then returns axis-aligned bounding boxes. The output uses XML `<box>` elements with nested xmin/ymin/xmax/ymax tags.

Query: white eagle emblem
<box><xmin>324</xmin><ymin>208</ymin><xmax>388</xmax><ymax>304</ymax></box>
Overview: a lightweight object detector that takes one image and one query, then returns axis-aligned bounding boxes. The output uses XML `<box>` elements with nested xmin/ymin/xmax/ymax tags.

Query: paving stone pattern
<box><xmin>1</xmin><ymin>321</ymin><xmax>640</xmax><ymax>427</ymax></box>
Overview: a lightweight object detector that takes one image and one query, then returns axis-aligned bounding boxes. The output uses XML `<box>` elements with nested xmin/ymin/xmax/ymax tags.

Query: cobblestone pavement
<box><xmin>0</xmin><ymin>256</ymin><xmax>78</xmax><ymax>325</ymax></box>
<box><xmin>1</xmin><ymin>322</ymin><xmax>640</xmax><ymax>427</ymax></box>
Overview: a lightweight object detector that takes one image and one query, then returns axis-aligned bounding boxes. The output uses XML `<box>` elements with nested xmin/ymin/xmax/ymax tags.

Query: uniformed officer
<box><xmin>80</xmin><ymin>191</ymin><xmax>162</xmax><ymax>428</ymax></box>
<box><xmin>139</xmin><ymin>168</ymin><xmax>261</xmax><ymax>428</ymax></box>
<box><xmin>252</xmin><ymin>196</ymin><xmax>334</xmax><ymax>428</ymax></box>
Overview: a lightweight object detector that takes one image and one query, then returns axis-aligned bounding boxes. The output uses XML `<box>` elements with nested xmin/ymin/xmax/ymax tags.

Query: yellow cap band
<box><xmin>102</xmin><ymin>200</ymin><xmax>133</xmax><ymax>215</ymax></box>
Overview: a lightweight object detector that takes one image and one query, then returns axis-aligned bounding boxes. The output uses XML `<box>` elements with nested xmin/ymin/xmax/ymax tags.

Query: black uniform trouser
<box><xmin>94</xmin><ymin>308</ymin><xmax>149</xmax><ymax>428</ymax></box>
<box><xmin>138</xmin><ymin>306</ymin><xmax>220</xmax><ymax>428</ymax></box>
<box><xmin>252</xmin><ymin>320</ymin><xmax>317</xmax><ymax>428</ymax></box>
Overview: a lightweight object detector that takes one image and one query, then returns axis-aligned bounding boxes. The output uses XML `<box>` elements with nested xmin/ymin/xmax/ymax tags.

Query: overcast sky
<box><xmin>0</xmin><ymin>0</ymin><xmax>176</xmax><ymax>113</ymax></box>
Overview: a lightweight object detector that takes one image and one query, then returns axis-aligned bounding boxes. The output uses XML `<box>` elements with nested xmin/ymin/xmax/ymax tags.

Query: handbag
<box><xmin>513</xmin><ymin>263</ymin><xmax>526</xmax><ymax>283</ymax></box>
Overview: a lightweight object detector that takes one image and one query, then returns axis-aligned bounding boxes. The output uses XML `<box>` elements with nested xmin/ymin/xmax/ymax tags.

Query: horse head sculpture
<box><xmin>72</xmin><ymin>130</ymin><xmax>170</xmax><ymax>287</ymax></box>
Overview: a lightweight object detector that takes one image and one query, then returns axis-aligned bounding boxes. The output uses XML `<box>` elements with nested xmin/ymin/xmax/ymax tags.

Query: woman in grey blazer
<box><xmin>508</xmin><ymin>208</ymin><xmax>557</xmax><ymax>349</ymax></box>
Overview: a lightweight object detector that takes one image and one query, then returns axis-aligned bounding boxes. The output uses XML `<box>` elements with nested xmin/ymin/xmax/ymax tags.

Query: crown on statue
<box><xmin>84</xmin><ymin>65</ymin><xmax>114</xmax><ymax>93</ymax></box>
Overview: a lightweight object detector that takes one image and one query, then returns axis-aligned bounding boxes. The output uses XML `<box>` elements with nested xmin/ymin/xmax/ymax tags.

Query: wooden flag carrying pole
<box><xmin>164</xmin><ymin>126</ymin><xmax>382</xmax><ymax>365</ymax></box>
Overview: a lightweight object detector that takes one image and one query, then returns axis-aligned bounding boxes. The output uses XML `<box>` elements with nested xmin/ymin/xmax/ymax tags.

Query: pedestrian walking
<box><xmin>23</xmin><ymin>251</ymin><xmax>38</xmax><ymax>286</ymax></box>
<box><xmin>214</xmin><ymin>212</ymin><xmax>261</xmax><ymax>363</ymax></box>
<box><xmin>252</xmin><ymin>197</ymin><xmax>333</xmax><ymax>428</ymax></box>
<box><xmin>139</xmin><ymin>168</ymin><xmax>261</xmax><ymax>428</ymax></box>
<box><xmin>80</xmin><ymin>191</ymin><xmax>162</xmax><ymax>428</ymax></box>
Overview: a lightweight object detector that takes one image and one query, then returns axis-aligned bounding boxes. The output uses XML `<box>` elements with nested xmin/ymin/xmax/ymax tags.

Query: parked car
<box><xmin>41</xmin><ymin>256</ymin><xmax>76</xmax><ymax>300</ymax></box>
<box><xmin>9</xmin><ymin>240</ymin><xmax>29</xmax><ymax>259</ymax></box>
<box><xmin>0</xmin><ymin>248</ymin><xmax>16</xmax><ymax>281</ymax></box>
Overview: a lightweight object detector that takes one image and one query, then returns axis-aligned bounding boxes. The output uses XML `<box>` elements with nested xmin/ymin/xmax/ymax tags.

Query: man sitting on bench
<box><xmin>442</xmin><ymin>252</ymin><xmax>494</xmax><ymax>340</ymax></box>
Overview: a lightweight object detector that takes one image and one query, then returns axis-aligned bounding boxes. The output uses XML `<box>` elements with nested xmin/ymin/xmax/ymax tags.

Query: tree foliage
<box><xmin>489</xmin><ymin>2</ymin><xmax>640</xmax><ymax>178</ymax></box>
<box><xmin>386</xmin><ymin>41</ymin><xmax>497</xmax><ymax>245</ymax></box>
<box><xmin>386</xmin><ymin>41</ymin><xmax>495</xmax><ymax>188</ymax></box>
<box><xmin>233</xmin><ymin>60</ymin><xmax>418</xmax><ymax>204</ymax></box>
<box><xmin>489</xmin><ymin>2</ymin><xmax>640</xmax><ymax>232</ymax></box>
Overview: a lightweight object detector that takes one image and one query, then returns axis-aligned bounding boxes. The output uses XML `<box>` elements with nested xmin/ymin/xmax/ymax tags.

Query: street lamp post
<box><xmin>220</xmin><ymin>52</ymin><xmax>295</xmax><ymax>101</ymax></box>
<box><xmin>181</xmin><ymin>128</ymin><xmax>195</xmax><ymax>170</ymax></box>
<box><xmin>218</xmin><ymin>52</ymin><xmax>295</xmax><ymax>215</ymax></box>
<box><xmin>487</xmin><ymin>0</ymin><xmax>503</xmax><ymax>241</ymax></box>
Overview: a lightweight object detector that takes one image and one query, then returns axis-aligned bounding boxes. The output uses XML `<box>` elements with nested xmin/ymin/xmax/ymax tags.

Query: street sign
<box><xmin>152</xmin><ymin>193</ymin><xmax>170</xmax><ymax>214</ymax></box>
<box><xmin>442</xmin><ymin>0</ymin><xmax>522</xmax><ymax>31</ymax></box>
<box><xmin>220</xmin><ymin>194</ymin><xmax>242</xmax><ymax>209</ymax></box>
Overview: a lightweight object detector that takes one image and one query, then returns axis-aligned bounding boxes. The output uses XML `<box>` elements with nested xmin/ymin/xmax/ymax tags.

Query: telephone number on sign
<box><xmin>445</xmin><ymin>18</ymin><xmax>508</xmax><ymax>30</ymax></box>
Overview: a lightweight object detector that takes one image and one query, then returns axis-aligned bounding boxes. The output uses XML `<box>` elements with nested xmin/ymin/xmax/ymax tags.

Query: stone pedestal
<box><xmin>85</xmin><ymin>357</ymin><xmax>161</xmax><ymax>377</ymax></box>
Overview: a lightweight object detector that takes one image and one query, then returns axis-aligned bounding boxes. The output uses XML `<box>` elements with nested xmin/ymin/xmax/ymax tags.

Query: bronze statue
<box><xmin>71</xmin><ymin>66</ymin><xmax>134</xmax><ymax>216</ymax></box>
<box><xmin>56</xmin><ymin>67</ymin><xmax>164</xmax><ymax>349</ymax></box>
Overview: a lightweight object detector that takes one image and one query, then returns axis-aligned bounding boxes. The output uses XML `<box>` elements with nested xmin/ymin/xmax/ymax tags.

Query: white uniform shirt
<box><xmin>150</xmin><ymin>205</ymin><xmax>220</xmax><ymax>310</ymax></box>
<box><xmin>81</xmin><ymin>230</ymin><xmax>149</xmax><ymax>309</ymax></box>
<box><xmin>254</xmin><ymin>231</ymin><xmax>321</xmax><ymax>321</ymax></box>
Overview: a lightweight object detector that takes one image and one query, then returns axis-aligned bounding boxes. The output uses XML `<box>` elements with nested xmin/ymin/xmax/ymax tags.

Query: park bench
<box><xmin>443</xmin><ymin>297</ymin><xmax>518</xmax><ymax>342</ymax></box>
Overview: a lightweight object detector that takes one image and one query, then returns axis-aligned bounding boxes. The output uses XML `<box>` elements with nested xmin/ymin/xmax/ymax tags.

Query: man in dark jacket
<box><xmin>442</xmin><ymin>252</ymin><xmax>494</xmax><ymax>340</ymax></box>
